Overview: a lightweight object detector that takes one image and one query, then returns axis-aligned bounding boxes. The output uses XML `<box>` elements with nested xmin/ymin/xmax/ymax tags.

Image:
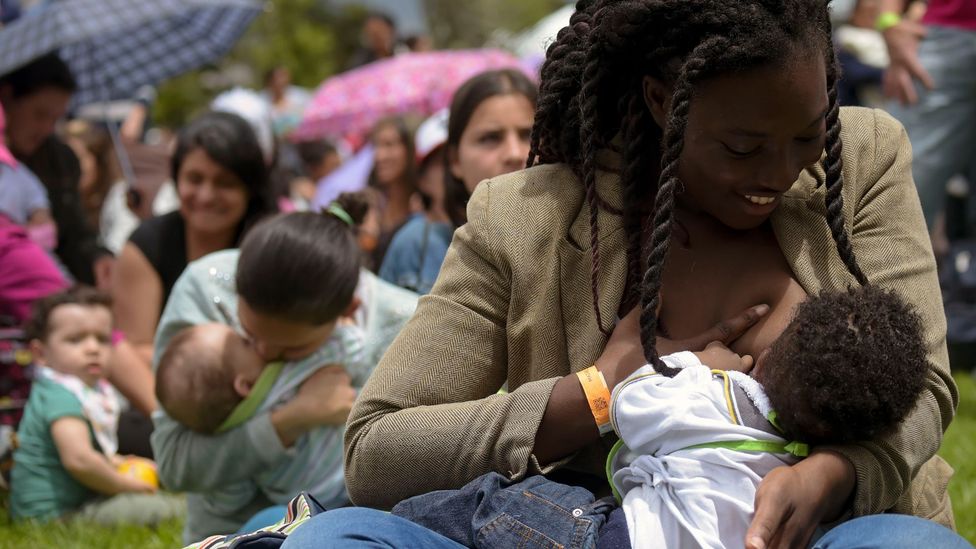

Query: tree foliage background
<box><xmin>154</xmin><ymin>0</ymin><xmax>566</xmax><ymax>128</ymax></box>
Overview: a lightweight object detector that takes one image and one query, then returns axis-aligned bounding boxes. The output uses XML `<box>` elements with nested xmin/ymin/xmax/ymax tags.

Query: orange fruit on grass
<box><xmin>117</xmin><ymin>456</ymin><xmax>159</xmax><ymax>488</ymax></box>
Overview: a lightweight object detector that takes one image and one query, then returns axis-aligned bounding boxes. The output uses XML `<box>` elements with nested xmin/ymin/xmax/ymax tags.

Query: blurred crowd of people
<box><xmin>0</xmin><ymin>0</ymin><xmax>974</xmax><ymax>546</ymax></box>
<box><xmin>0</xmin><ymin>6</ymin><xmax>546</xmax><ymax>538</ymax></box>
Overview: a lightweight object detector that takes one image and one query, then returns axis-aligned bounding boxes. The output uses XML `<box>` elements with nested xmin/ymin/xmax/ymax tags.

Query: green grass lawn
<box><xmin>0</xmin><ymin>513</ymin><xmax>182</xmax><ymax>548</ymax></box>
<box><xmin>941</xmin><ymin>371</ymin><xmax>976</xmax><ymax>543</ymax></box>
<box><xmin>1</xmin><ymin>373</ymin><xmax>974</xmax><ymax>548</ymax></box>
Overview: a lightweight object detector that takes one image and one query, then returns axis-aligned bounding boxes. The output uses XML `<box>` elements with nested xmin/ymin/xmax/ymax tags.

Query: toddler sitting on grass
<box><xmin>10</xmin><ymin>287</ymin><xmax>182</xmax><ymax>525</ymax></box>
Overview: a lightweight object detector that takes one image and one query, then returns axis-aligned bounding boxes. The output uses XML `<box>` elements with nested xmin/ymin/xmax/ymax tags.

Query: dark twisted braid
<box><xmin>639</xmin><ymin>45</ymin><xmax>720</xmax><ymax>375</ymax></box>
<box><xmin>526</xmin><ymin>0</ymin><xmax>868</xmax><ymax>375</ymax></box>
<box><xmin>580</xmin><ymin>37</ymin><xmax>613</xmax><ymax>335</ymax></box>
<box><xmin>822</xmin><ymin>46</ymin><xmax>869</xmax><ymax>286</ymax></box>
<box><xmin>620</xmin><ymin>95</ymin><xmax>657</xmax><ymax>310</ymax></box>
<box><xmin>527</xmin><ymin>0</ymin><xmax>597</xmax><ymax>168</ymax></box>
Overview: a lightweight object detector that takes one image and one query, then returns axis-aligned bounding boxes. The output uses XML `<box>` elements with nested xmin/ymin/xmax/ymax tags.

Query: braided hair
<box><xmin>527</xmin><ymin>0</ymin><xmax>867</xmax><ymax>375</ymax></box>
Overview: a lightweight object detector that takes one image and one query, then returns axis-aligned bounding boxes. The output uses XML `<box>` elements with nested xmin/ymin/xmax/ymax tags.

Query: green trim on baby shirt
<box><xmin>217</xmin><ymin>361</ymin><xmax>284</xmax><ymax>433</ymax></box>
<box><xmin>682</xmin><ymin>439</ymin><xmax>809</xmax><ymax>457</ymax></box>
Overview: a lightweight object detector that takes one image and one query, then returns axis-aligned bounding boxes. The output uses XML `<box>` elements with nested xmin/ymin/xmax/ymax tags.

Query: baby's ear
<box><xmin>29</xmin><ymin>339</ymin><xmax>47</xmax><ymax>364</ymax></box>
<box><xmin>233</xmin><ymin>375</ymin><xmax>255</xmax><ymax>398</ymax></box>
<box><xmin>752</xmin><ymin>349</ymin><xmax>771</xmax><ymax>379</ymax></box>
<box><xmin>342</xmin><ymin>296</ymin><xmax>362</xmax><ymax>319</ymax></box>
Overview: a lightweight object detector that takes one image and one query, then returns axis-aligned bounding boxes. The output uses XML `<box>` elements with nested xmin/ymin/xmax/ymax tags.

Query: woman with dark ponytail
<box><xmin>286</xmin><ymin>1</ymin><xmax>960</xmax><ymax>547</ymax></box>
<box><xmin>148</xmin><ymin>194</ymin><xmax>419</xmax><ymax>543</ymax></box>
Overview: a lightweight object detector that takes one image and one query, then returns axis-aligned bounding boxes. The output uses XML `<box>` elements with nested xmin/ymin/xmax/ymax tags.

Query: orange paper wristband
<box><xmin>577</xmin><ymin>366</ymin><xmax>613</xmax><ymax>435</ymax></box>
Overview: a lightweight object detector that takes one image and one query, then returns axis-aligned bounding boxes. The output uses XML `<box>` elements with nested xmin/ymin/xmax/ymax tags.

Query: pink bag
<box><xmin>0</xmin><ymin>104</ymin><xmax>16</xmax><ymax>168</ymax></box>
<box><xmin>0</xmin><ymin>216</ymin><xmax>68</xmax><ymax>323</ymax></box>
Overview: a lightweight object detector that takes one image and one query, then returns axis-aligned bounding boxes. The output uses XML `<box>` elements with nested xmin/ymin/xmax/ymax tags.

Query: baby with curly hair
<box><xmin>608</xmin><ymin>285</ymin><xmax>929</xmax><ymax>549</ymax></box>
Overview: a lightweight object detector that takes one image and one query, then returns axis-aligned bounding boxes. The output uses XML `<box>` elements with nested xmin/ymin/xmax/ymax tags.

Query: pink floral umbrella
<box><xmin>293</xmin><ymin>49</ymin><xmax>533</xmax><ymax>142</ymax></box>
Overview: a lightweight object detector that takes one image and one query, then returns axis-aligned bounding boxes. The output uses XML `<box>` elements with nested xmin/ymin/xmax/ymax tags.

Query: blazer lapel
<box><xmin>771</xmin><ymin>160</ymin><xmax>856</xmax><ymax>293</ymax></box>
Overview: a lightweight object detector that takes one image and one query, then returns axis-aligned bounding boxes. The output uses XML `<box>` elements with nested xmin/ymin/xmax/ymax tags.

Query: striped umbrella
<box><xmin>0</xmin><ymin>0</ymin><xmax>263</xmax><ymax>107</ymax></box>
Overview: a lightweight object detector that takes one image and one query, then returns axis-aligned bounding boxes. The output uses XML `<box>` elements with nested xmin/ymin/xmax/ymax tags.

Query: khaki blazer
<box><xmin>346</xmin><ymin>107</ymin><xmax>956</xmax><ymax>528</ymax></box>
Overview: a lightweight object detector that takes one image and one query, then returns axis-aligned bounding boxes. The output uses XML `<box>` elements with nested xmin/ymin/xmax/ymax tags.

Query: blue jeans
<box><xmin>812</xmin><ymin>514</ymin><xmax>972</xmax><ymax>549</ymax></box>
<box><xmin>281</xmin><ymin>508</ymin><xmax>465</xmax><ymax>549</ymax></box>
<box><xmin>281</xmin><ymin>509</ymin><xmax>972</xmax><ymax>549</ymax></box>
<box><xmin>888</xmin><ymin>24</ymin><xmax>976</xmax><ymax>227</ymax></box>
<box><xmin>391</xmin><ymin>472</ymin><xmax>615</xmax><ymax>548</ymax></box>
<box><xmin>283</xmin><ymin>472</ymin><xmax>614</xmax><ymax>548</ymax></box>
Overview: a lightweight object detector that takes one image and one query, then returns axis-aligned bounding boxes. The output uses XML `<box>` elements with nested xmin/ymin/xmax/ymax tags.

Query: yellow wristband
<box><xmin>875</xmin><ymin>11</ymin><xmax>902</xmax><ymax>32</ymax></box>
<box><xmin>577</xmin><ymin>366</ymin><xmax>613</xmax><ymax>435</ymax></box>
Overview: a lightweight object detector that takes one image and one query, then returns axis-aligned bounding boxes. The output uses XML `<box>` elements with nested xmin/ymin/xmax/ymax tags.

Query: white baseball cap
<box><xmin>211</xmin><ymin>88</ymin><xmax>275</xmax><ymax>166</ymax></box>
<box><xmin>415</xmin><ymin>108</ymin><xmax>449</xmax><ymax>165</ymax></box>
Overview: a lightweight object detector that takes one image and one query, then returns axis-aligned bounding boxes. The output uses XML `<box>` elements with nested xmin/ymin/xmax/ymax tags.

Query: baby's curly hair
<box><xmin>759</xmin><ymin>286</ymin><xmax>927</xmax><ymax>445</ymax></box>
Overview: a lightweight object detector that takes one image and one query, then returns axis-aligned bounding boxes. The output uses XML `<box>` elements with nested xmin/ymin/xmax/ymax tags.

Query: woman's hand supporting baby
<box><xmin>746</xmin><ymin>450</ymin><xmax>856</xmax><ymax>549</ymax></box>
<box><xmin>601</xmin><ymin>304</ymin><xmax>768</xmax><ymax>388</ymax></box>
<box><xmin>270</xmin><ymin>365</ymin><xmax>357</xmax><ymax>447</ymax></box>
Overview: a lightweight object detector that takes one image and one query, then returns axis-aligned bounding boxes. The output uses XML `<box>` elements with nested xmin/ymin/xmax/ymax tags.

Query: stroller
<box><xmin>0</xmin><ymin>321</ymin><xmax>33</xmax><ymax>489</ymax></box>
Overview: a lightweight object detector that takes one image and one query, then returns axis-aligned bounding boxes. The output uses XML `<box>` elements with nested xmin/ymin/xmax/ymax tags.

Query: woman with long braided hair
<box><xmin>281</xmin><ymin>1</ymin><xmax>961</xmax><ymax>547</ymax></box>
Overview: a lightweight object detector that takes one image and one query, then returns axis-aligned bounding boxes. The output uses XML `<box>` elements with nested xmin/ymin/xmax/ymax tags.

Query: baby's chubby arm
<box><xmin>51</xmin><ymin>417</ymin><xmax>156</xmax><ymax>495</ymax></box>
